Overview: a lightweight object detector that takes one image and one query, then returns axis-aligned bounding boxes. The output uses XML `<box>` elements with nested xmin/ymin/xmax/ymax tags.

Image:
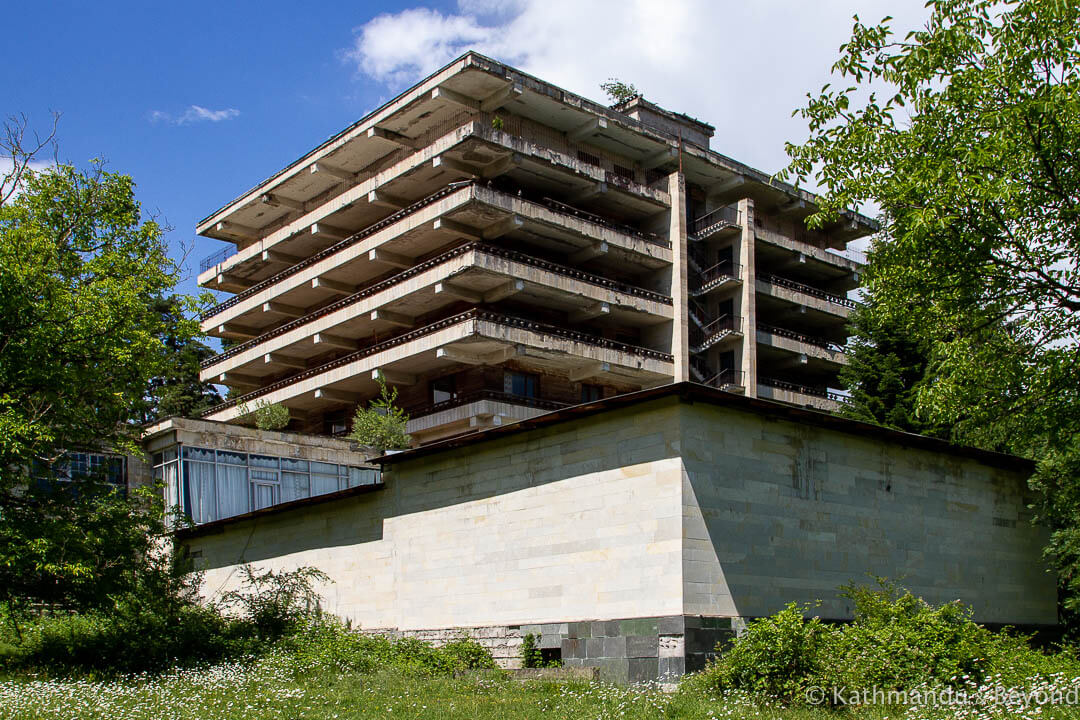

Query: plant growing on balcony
<box><xmin>236</xmin><ymin>399</ymin><xmax>291</xmax><ymax>431</ymax></box>
<box><xmin>600</xmin><ymin>78</ymin><xmax>640</xmax><ymax>106</ymax></box>
<box><xmin>347</xmin><ymin>372</ymin><xmax>411</xmax><ymax>454</ymax></box>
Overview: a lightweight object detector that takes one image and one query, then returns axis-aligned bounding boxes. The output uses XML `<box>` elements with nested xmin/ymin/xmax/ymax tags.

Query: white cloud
<box><xmin>344</xmin><ymin>0</ymin><xmax>930</xmax><ymax>183</ymax></box>
<box><xmin>0</xmin><ymin>156</ymin><xmax>54</xmax><ymax>202</ymax></box>
<box><xmin>148</xmin><ymin>105</ymin><xmax>241</xmax><ymax>126</ymax></box>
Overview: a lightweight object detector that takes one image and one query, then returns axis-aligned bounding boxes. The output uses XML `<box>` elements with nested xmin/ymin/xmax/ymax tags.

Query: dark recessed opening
<box><xmin>540</xmin><ymin>648</ymin><xmax>562</xmax><ymax>665</ymax></box>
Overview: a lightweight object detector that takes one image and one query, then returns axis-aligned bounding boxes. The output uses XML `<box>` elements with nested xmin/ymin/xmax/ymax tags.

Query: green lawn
<box><xmin>4</xmin><ymin>657</ymin><xmax>1080</xmax><ymax>720</ymax></box>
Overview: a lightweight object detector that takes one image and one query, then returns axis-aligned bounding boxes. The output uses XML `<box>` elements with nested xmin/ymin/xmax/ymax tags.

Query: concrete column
<box><xmin>669</xmin><ymin>172</ymin><xmax>690</xmax><ymax>382</ymax></box>
<box><xmin>737</xmin><ymin>198</ymin><xmax>756</xmax><ymax>395</ymax></box>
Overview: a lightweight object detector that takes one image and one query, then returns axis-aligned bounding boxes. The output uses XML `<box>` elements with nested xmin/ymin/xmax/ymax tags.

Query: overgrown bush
<box><xmin>702</xmin><ymin>580</ymin><xmax>1080</xmax><ymax>703</ymax></box>
<box><xmin>277</xmin><ymin>622</ymin><xmax>497</xmax><ymax>676</ymax></box>
<box><xmin>218</xmin><ymin>565</ymin><xmax>329</xmax><ymax>639</ymax></box>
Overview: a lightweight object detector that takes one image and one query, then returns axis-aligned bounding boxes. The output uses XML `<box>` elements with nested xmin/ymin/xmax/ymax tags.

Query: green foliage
<box><xmin>520</xmin><ymin>632</ymin><xmax>542</xmax><ymax>668</ymax></box>
<box><xmin>218</xmin><ymin>565</ymin><xmax>330</xmax><ymax>639</ymax></box>
<box><xmin>780</xmin><ymin>0</ymin><xmax>1080</xmax><ymax>611</ymax></box>
<box><xmin>704</xmin><ymin>603</ymin><xmax>829</xmax><ymax>699</ymax></box>
<box><xmin>0</xmin><ymin>478</ymin><xmax>192</xmax><ymax>617</ymax></box>
<box><xmin>839</xmin><ymin>302</ymin><xmax>948</xmax><ymax>438</ymax></box>
<box><xmin>347</xmin><ymin>373</ymin><xmax>411</xmax><ymax>453</ymax></box>
<box><xmin>600</xmin><ymin>78</ymin><xmax>641</xmax><ymax>105</ymax></box>
<box><xmin>702</xmin><ymin>581</ymin><xmax>1080</xmax><ymax>703</ymax></box>
<box><xmin>253</xmin><ymin>400</ymin><xmax>291</xmax><ymax>431</ymax></box>
<box><xmin>0</xmin><ymin>160</ymin><xmax>196</xmax><ymax>477</ymax></box>
<box><xmin>140</xmin><ymin>294</ymin><xmax>222</xmax><ymax>422</ymax></box>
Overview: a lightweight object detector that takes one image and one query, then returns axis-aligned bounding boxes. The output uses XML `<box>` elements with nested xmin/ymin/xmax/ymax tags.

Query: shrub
<box><xmin>701</xmin><ymin>580</ymin><xmax>1080</xmax><ymax>703</ymax></box>
<box><xmin>218</xmin><ymin>565</ymin><xmax>330</xmax><ymax>639</ymax></box>
<box><xmin>705</xmin><ymin>603</ymin><xmax>829</xmax><ymax>699</ymax></box>
<box><xmin>348</xmin><ymin>372</ymin><xmax>411</xmax><ymax>453</ymax></box>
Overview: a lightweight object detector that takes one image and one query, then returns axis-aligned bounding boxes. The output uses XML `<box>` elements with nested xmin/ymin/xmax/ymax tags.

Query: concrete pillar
<box><xmin>736</xmin><ymin>198</ymin><xmax>757</xmax><ymax>395</ymax></box>
<box><xmin>669</xmin><ymin>172</ymin><xmax>690</xmax><ymax>382</ymax></box>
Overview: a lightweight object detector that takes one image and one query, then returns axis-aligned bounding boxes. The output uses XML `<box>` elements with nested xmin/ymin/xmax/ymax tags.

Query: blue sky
<box><xmin>1</xmin><ymin>1</ymin><xmax>457</xmax><ymax>297</ymax></box>
<box><xmin>3</xmin><ymin>1</ymin><xmax>925</xmax><ymax>301</ymax></box>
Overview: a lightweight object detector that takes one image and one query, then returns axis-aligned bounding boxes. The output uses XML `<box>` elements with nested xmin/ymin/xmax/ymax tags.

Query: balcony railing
<box><xmin>758</xmin><ymin>273</ymin><xmax>857</xmax><ymax>309</ymax></box>
<box><xmin>689</xmin><ymin>313</ymin><xmax>741</xmax><ymax>352</ymax></box>
<box><xmin>757</xmin><ymin>323</ymin><xmax>845</xmax><ymax>353</ymax></box>
<box><xmin>689</xmin><ymin>204</ymin><xmax>740</xmax><ymax>239</ymax></box>
<box><xmin>200</xmin><ymin>246</ymin><xmax>237</xmax><ymax>273</ymax></box>
<box><xmin>406</xmin><ymin>390</ymin><xmax>569</xmax><ymax>420</ymax></box>
<box><xmin>703</xmin><ymin>368</ymin><xmax>746</xmax><ymax>390</ymax></box>
<box><xmin>200</xmin><ymin>241</ymin><xmax>672</xmax><ymax>369</ymax></box>
<box><xmin>201</xmin><ymin>308</ymin><xmax>673</xmax><ymax>416</ymax></box>
<box><xmin>759</xmin><ymin>376</ymin><xmax>849</xmax><ymax>404</ymax></box>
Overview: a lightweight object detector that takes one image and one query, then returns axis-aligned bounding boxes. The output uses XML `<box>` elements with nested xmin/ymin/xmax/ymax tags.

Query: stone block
<box><xmin>619</xmin><ymin>617</ymin><xmax>660</xmax><ymax>637</ymax></box>
<box><xmin>567</xmin><ymin>621</ymin><xmax>591</xmax><ymax>638</ymax></box>
<box><xmin>658</xmin><ymin>656</ymin><xmax>685</xmax><ymax>678</ymax></box>
<box><xmin>595</xmin><ymin>658</ymin><xmax>630</xmax><ymax>684</ymax></box>
<box><xmin>658</xmin><ymin>634</ymin><xmax>684</xmax><ymax>658</ymax></box>
<box><xmin>561</xmin><ymin>637</ymin><xmax>584</xmax><ymax>659</ymax></box>
<box><xmin>585</xmin><ymin>637</ymin><xmax>605</xmax><ymax>658</ymax></box>
<box><xmin>591</xmin><ymin>620</ymin><xmax>620</xmax><ymax>637</ymax></box>
<box><xmin>626</xmin><ymin>635</ymin><xmax>658</xmax><ymax>658</ymax></box>
<box><xmin>539</xmin><ymin>632</ymin><xmax>562</xmax><ymax>649</ymax></box>
<box><xmin>628</xmin><ymin>657</ymin><xmax>659</xmax><ymax>684</ymax></box>
<box><xmin>658</xmin><ymin>615</ymin><xmax>685</xmax><ymax>634</ymax></box>
<box><xmin>603</xmin><ymin>635</ymin><xmax>627</xmax><ymax>658</ymax></box>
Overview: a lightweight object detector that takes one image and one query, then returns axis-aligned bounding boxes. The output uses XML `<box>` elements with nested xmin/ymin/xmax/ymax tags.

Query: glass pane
<box><xmin>250</xmin><ymin>469</ymin><xmax>279</xmax><ymax>483</ymax></box>
<box><xmin>216</xmin><ymin>449</ymin><xmax>247</xmax><ymax>466</ymax></box>
<box><xmin>163</xmin><ymin>447</ymin><xmax>178</xmax><ymax>462</ymax></box>
<box><xmin>311</xmin><ymin>473</ymin><xmax>341</xmax><ymax>496</ymax></box>
<box><xmin>183</xmin><ymin>461</ymin><xmax>216</xmax><ymax>524</ymax></box>
<box><xmin>252</xmin><ymin>483</ymin><xmax>278</xmax><ymax>511</ymax></box>
<box><xmin>152</xmin><ymin>452</ymin><xmax>164</xmax><ymax>466</ymax></box>
<box><xmin>182</xmin><ymin>446</ymin><xmax>215</xmax><ymax>462</ymax></box>
<box><xmin>281</xmin><ymin>472</ymin><xmax>310</xmax><ymax>503</ymax></box>
<box><xmin>310</xmin><ymin>461</ymin><xmax>337</xmax><ymax>475</ymax></box>
<box><xmin>249</xmin><ymin>454</ymin><xmax>279</xmax><ymax>469</ymax></box>
<box><xmin>348</xmin><ymin>466</ymin><xmax>379</xmax><ymax>487</ymax></box>
<box><xmin>281</xmin><ymin>458</ymin><xmax>308</xmax><ymax>472</ymax></box>
<box><xmin>216</xmin><ymin>464</ymin><xmax>249</xmax><ymax>519</ymax></box>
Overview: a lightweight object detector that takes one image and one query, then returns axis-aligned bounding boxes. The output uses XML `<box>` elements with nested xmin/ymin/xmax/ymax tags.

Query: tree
<box><xmin>839</xmin><ymin>302</ymin><xmax>947</xmax><ymax>438</ymax></box>
<box><xmin>0</xmin><ymin>124</ymin><xmax>196</xmax><ymax>479</ymax></box>
<box><xmin>600</xmin><ymin>78</ymin><xmax>641</xmax><ymax>105</ymax></box>
<box><xmin>347</xmin><ymin>373</ymin><xmax>411</xmax><ymax>453</ymax></box>
<box><xmin>0</xmin><ymin>118</ymin><xmax>204</xmax><ymax>613</ymax></box>
<box><xmin>781</xmin><ymin>0</ymin><xmax>1080</xmax><ymax>446</ymax></box>
<box><xmin>140</xmin><ymin>295</ymin><xmax>222</xmax><ymax>422</ymax></box>
<box><xmin>780</xmin><ymin>0</ymin><xmax>1080</xmax><ymax>607</ymax></box>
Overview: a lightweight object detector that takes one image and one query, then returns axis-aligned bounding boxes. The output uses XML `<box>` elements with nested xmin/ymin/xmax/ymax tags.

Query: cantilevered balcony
<box><xmin>199</xmin><ymin>117</ymin><xmax>672</xmax><ymax>289</ymax></box>
<box><xmin>755</xmin><ymin>235</ymin><xmax>862</xmax><ymax>293</ymax></box>
<box><xmin>755</xmin><ymin>274</ymin><xmax>856</xmax><ymax>319</ymax></box>
<box><xmin>755</xmin><ymin>323</ymin><xmax>848</xmax><ymax>388</ymax></box>
<box><xmin>199</xmin><ymin>242</ymin><xmax>673</xmax><ymax>382</ymax></box>
<box><xmin>405</xmin><ymin>390</ymin><xmax>569</xmax><ymax>442</ymax></box>
<box><xmin>757</xmin><ymin>376</ymin><xmax>847</xmax><ymax>413</ymax></box>
<box><xmin>688</xmin><ymin>249</ymin><xmax>740</xmax><ymax>297</ymax></box>
<box><xmin>200</xmin><ymin>182</ymin><xmax>672</xmax><ymax>338</ymax></box>
<box><xmin>201</xmin><ymin>309</ymin><xmax>673</xmax><ymax>423</ymax></box>
<box><xmin>688</xmin><ymin>204</ymin><xmax>740</xmax><ymax>242</ymax></box>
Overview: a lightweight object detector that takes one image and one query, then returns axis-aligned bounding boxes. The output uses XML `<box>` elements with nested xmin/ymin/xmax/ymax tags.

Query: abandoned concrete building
<box><xmin>197</xmin><ymin>51</ymin><xmax>866</xmax><ymax>447</ymax></box>
<box><xmin>145</xmin><ymin>53</ymin><xmax>1056</xmax><ymax>682</ymax></box>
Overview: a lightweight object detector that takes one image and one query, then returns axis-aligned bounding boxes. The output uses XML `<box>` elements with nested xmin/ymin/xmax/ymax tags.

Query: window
<box><xmin>164</xmin><ymin>446</ymin><xmax>380</xmax><ymax>525</ymax></box>
<box><xmin>47</xmin><ymin>451</ymin><xmax>126</xmax><ymax>485</ymax></box>
<box><xmin>431</xmin><ymin>375</ymin><xmax>457</xmax><ymax>404</ymax></box>
<box><xmin>580</xmin><ymin>384</ymin><xmax>604</xmax><ymax>403</ymax></box>
<box><xmin>505</xmin><ymin>371</ymin><xmax>538</xmax><ymax>398</ymax></box>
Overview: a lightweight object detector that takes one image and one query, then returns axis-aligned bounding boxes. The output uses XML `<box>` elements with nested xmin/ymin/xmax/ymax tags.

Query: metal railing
<box><xmin>406</xmin><ymin>390</ymin><xmax>569</xmax><ymax>420</ymax></box>
<box><xmin>200</xmin><ymin>309</ymin><xmax>673</xmax><ymax>416</ymax></box>
<box><xmin>759</xmin><ymin>376</ymin><xmax>849</xmax><ymax>404</ymax></box>
<box><xmin>200</xmin><ymin>246</ymin><xmax>237</xmax><ymax>273</ymax></box>
<box><xmin>697</xmin><ymin>260</ymin><xmax>741</xmax><ymax>289</ymax></box>
<box><xmin>758</xmin><ymin>273</ymin><xmax>857</xmax><ymax>309</ymax></box>
<box><xmin>689</xmin><ymin>313</ymin><xmax>740</xmax><ymax>351</ymax></box>
<box><xmin>703</xmin><ymin>368</ymin><xmax>746</xmax><ymax>389</ymax></box>
<box><xmin>200</xmin><ymin>241</ymin><xmax>671</xmax><ymax>370</ymax></box>
<box><xmin>689</xmin><ymin>204</ymin><xmax>740</xmax><ymax>238</ymax></box>
<box><xmin>757</xmin><ymin>323</ymin><xmax>845</xmax><ymax>352</ymax></box>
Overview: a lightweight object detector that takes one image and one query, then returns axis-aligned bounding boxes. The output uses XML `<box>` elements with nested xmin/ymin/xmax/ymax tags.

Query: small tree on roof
<box><xmin>348</xmin><ymin>372</ymin><xmax>411</xmax><ymax>453</ymax></box>
<box><xmin>600</xmin><ymin>78</ymin><xmax>641</xmax><ymax>106</ymax></box>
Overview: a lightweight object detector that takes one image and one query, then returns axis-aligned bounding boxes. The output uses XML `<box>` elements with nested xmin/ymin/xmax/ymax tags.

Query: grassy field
<box><xmin>4</xmin><ymin>656</ymin><xmax>1080</xmax><ymax>720</ymax></box>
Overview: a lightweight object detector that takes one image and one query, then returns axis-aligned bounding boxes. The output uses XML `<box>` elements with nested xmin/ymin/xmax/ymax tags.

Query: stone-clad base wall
<box><xmin>363</xmin><ymin>615</ymin><xmax>745</xmax><ymax>680</ymax></box>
